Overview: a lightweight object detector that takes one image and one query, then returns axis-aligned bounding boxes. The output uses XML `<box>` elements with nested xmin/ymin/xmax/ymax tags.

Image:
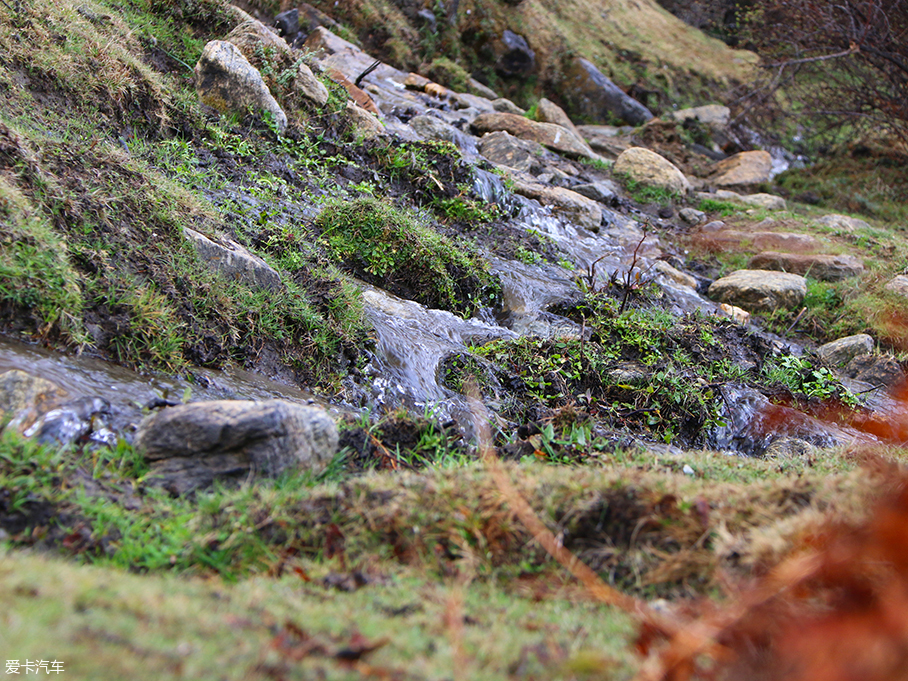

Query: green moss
<box><xmin>697</xmin><ymin>198</ymin><xmax>740</xmax><ymax>216</ymax></box>
<box><xmin>616</xmin><ymin>174</ymin><xmax>681</xmax><ymax>206</ymax></box>
<box><xmin>421</xmin><ymin>56</ymin><xmax>472</xmax><ymax>91</ymax></box>
<box><xmin>314</xmin><ymin>196</ymin><xmax>501</xmax><ymax>315</ymax></box>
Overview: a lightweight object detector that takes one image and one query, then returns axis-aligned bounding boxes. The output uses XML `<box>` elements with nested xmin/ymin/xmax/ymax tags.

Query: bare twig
<box><xmin>785</xmin><ymin>306</ymin><xmax>807</xmax><ymax>336</ymax></box>
<box><xmin>619</xmin><ymin>226</ymin><xmax>649</xmax><ymax>315</ymax></box>
<box><xmin>762</xmin><ymin>43</ymin><xmax>861</xmax><ymax>70</ymax></box>
<box><xmin>354</xmin><ymin>59</ymin><xmax>381</xmax><ymax>87</ymax></box>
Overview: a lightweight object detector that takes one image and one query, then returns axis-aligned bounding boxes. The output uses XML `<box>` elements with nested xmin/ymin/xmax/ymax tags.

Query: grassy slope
<box><xmin>0</xmin><ymin>434</ymin><xmax>890</xmax><ymax>680</ymax></box>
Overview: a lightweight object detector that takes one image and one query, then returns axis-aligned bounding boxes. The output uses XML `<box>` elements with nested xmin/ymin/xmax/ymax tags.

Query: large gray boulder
<box><xmin>815</xmin><ymin>214</ymin><xmax>872</xmax><ymax>233</ymax></box>
<box><xmin>136</xmin><ymin>400</ymin><xmax>338</xmax><ymax>495</ymax></box>
<box><xmin>0</xmin><ymin>370</ymin><xmax>67</xmax><ymax>432</ymax></box>
<box><xmin>471</xmin><ymin>112</ymin><xmax>595</xmax><ymax>159</ymax></box>
<box><xmin>708</xmin><ymin>269</ymin><xmax>807</xmax><ymax>312</ymax></box>
<box><xmin>535</xmin><ymin>98</ymin><xmax>581</xmax><ymax>138</ymax></box>
<box><xmin>408</xmin><ymin>115</ymin><xmax>478</xmax><ymax>155</ymax></box>
<box><xmin>747</xmin><ymin>251</ymin><xmax>864</xmax><ymax>281</ymax></box>
<box><xmin>476</xmin><ymin>131</ymin><xmax>551</xmax><ymax>173</ymax></box>
<box><xmin>561</xmin><ymin>58</ymin><xmax>653</xmax><ymax>126</ymax></box>
<box><xmin>495</xmin><ymin>29</ymin><xmax>535</xmax><ymax>75</ymax></box>
<box><xmin>195</xmin><ymin>40</ymin><xmax>287</xmax><ymax>132</ymax></box>
<box><xmin>510</xmin><ymin>178</ymin><xmax>602</xmax><ymax>232</ymax></box>
<box><xmin>817</xmin><ymin>334</ymin><xmax>874</xmax><ymax>367</ymax></box>
<box><xmin>710</xmin><ymin>151</ymin><xmax>773</xmax><ymax>188</ymax></box>
<box><xmin>184</xmin><ymin>228</ymin><xmax>282</xmax><ymax>292</ymax></box>
<box><xmin>614</xmin><ymin>147</ymin><xmax>691</xmax><ymax>195</ymax></box>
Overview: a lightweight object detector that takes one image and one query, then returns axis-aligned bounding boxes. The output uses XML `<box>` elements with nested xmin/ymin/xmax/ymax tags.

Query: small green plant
<box><xmin>762</xmin><ymin>354</ymin><xmax>859</xmax><ymax>406</ymax></box>
<box><xmin>697</xmin><ymin>198</ymin><xmax>740</xmax><ymax>216</ymax></box>
<box><xmin>431</xmin><ymin>193</ymin><xmax>500</xmax><ymax>223</ymax></box>
<box><xmin>617</xmin><ymin>175</ymin><xmax>681</xmax><ymax>205</ymax></box>
<box><xmin>514</xmin><ymin>246</ymin><xmax>542</xmax><ymax>265</ymax></box>
<box><xmin>580</xmin><ymin>157</ymin><xmax>613</xmax><ymax>171</ymax></box>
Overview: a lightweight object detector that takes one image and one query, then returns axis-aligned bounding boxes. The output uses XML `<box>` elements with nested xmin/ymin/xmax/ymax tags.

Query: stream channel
<box><xmin>3</xmin><ymin>169</ymin><xmax>897</xmax><ymax>459</ymax></box>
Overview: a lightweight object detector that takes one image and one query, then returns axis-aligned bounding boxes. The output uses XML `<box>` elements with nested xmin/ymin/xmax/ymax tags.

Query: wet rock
<box><xmin>24</xmin><ymin>396</ymin><xmax>113</xmax><ymax>447</ymax></box>
<box><xmin>562</xmin><ymin>58</ymin><xmax>654</xmax><ymax>126</ymax></box>
<box><xmin>613</xmin><ymin>147</ymin><xmax>692</xmax><ymax>195</ymax></box>
<box><xmin>476</xmin><ymin>131</ymin><xmax>548</xmax><ymax>173</ymax></box>
<box><xmin>471</xmin><ymin>112</ymin><xmax>595</xmax><ymax>160</ymax></box>
<box><xmin>692</xmin><ymin>230</ymin><xmax>822</xmax><ymax>253</ymax></box>
<box><xmin>194</xmin><ymin>40</ymin><xmax>287</xmax><ymax>133</ymax></box>
<box><xmin>0</xmin><ymin>370</ymin><xmax>67</xmax><ymax>431</ymax></box>
<box><xmin>273</xmin><ymin>8</ymin><xmax>299</xmax><ymax>38</ymax></box>
<box><xmin>227</xmin><ymin>18</ymin><xmax>289</xmax><ymax>59</ymax></box>
<box><xmin>510</xmin><ymin>178</ymin><xmax>602</xmax><ymax>232</ymax></box>
<box><xmin>679</xmin><ymin>207</ymin><xmax>706</xmax><ymax>225</ymax></box>
<box><xmin>451</xmin><ymin>92</ymin><xmax>497</xmax><ymax>114</ymax></box>
<box><xmin>843</xmin><ymin>354</ymin><xmax>904</xmax><ymax>388</ymax></box>
<box><xmin>817</xmin><ymin>334</ymin><xmax>874</xmax><ymax>367</ymax></box>
<box><xmin>747</xmin><ymin>251</ymin><xmax>864</xmax><ymax>281</ymax></box>
<box><xmin>717</xmin><ymin>303</ymin><xmax>751</xmax><ymax>325</ymax></box>
<box><xmin>708</xmin><ymin>269</ymin><xmax>807</xmax><ymax>312</ymax></box>
<box><xmin>815</xmin><ymin>214</ymin><xmax>871</xmax><ymax>233</ymax></box>
<box><xmin>403</xmin><ymin>72</ymin><xmax>431</xmax><ymax>91</ymax></box>
<box><xmin>884</xmin><ymin>275</ymin><xmax>908</xmax><ymax>298</ymax></box>
<box><xmin>294</xmin><ymin>62</ymin><xmax>330</xmax><ymax>107</ymax></box>
<box><xmin>467</xmin><ymin>78</ymin><xmax>499</xmax><ymax>100</ymax></box>
<box><xmin>345</xmin><ymin>100</ymin><xmax>387</xmax><ymax>139</ymax></box>
<box><xmin>535</xmin><ymin>98</ymin><xmax>580</xmax><ymax>137</ymax></box>
<box><xmin>764</xmin><ymin>436</ymin><xmax>816</xmax><ymax>459</ymax></box>
<box><xmin>572</xmin><ymin>181</ymin><xmax>619</xmax><ymax>205</ymax></box>
<box><xmin>710</xmin><ymin>150</ymin><xmax>773</xmax><ymax>189</ymax></box>
<box><xmin>700</xmin><ymin>190</ymin><xmax>786</xmax><ymax>211</ymax></box>
<box><xmin>575</xmin><ymin>124</ymin><xmax>633</xmax><ymax>158</ymax></box>
<box><xmin>409</xmin><ymin>115</ymin><xmax>477</xmax><ymax>154</ymax></box>
<box><xmin>136</xmin><ymin>400</ymin><xmax>338</xmax><ymax>495</ymax></box>
<box><xmin>495</xmin><ymin>29</ymin><xmax>535</xmax><ymax>75</ymax></box>
<box><xmin>653</xmin><ymin>261</ymin><xmax>698</xmax><ymax>289</ymax></box>
<box><xmin>669</xmin><ymin>104</ymin><xmax>730</xmax><ymax>131</ymax></box>
<box><xmin>184</xmin><ymin>228</ymin><xmax>282</xmax><ymax>292</ymax></box>
<box><xmin>305</xmin><ymin>26</ymin><xmax>408</xmax><ymax>95</ymax></box>
<box><xmin>491</xmin><ymin>98</ymin><xmax>525</xmax><ymax>115</ymax></box>
<box><xmin>697</xmin><ymin>189</ymin><xmax>786</xmax><ymax>209</ymax></box>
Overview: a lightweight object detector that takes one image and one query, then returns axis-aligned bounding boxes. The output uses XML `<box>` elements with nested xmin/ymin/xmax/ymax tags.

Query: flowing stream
<box><xmin>1</xmin><ymin>168</ymin><xmax>891</xmax><ymax>455</ymax></box>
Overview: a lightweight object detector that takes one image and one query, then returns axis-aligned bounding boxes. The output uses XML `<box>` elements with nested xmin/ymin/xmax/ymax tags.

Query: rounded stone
<box><xmin>708</xmin><ymin>269</ymin><xmax>807</xmax><ymax>312</ymax></box>
<box><xmin>614</xmin><ymin>147</ymin><xmax>692</xmax><ymax>195</ymax></box>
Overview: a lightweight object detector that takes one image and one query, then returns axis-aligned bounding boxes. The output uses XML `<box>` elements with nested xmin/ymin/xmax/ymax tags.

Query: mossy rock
<box><xmin>314</xmin><ymin>197</ymin><xmax>501</xmax><ymax>315</ymax></box>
